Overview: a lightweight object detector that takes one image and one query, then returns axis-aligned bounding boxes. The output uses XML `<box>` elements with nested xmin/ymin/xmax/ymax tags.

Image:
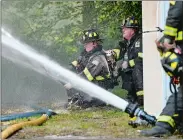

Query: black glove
<box><xmin>155</xmin><ymin>36</ymin><xmax>176</xmax><ymax>54</ymax></box>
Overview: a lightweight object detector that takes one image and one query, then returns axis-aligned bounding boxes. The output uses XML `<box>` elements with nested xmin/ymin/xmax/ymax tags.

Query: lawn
<box><xmin>1</xmin><ymin>107</ymin><xmax>182</xmax><ymax>139</ymax></box>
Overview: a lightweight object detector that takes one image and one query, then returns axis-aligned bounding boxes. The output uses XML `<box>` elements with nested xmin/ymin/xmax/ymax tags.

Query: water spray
<box><xmin>1</xmin><ymin>28</ymin><xmax>157</xmax><ymax>125</ymax></box>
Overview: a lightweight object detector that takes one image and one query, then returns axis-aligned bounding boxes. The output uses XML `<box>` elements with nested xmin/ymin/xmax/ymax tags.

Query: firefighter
<box><xmin>112</xmin><ymin>16</ymin><xmax>144</xmax><ymax>107</ymax></box>
<box><xmin>140</xmin><ymin>1</ymin><xmax>183</xmax><ymax>137</ymax></box>
<box><xmin>104</xmin><ymin>16</ymin><xmax>144</xmax><ymax>127</ymax></box>
<box><xmin>64</xmin><ymin>29</ymin><xmax>113</xmax><ymax>109</ymax></box>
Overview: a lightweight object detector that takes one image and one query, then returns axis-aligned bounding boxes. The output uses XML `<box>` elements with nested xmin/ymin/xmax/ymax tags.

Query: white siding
<box><xmin>159</xmin><ymin>1</ymin><xmax>171</xmax><ymax>107</ymax></box>
<box><xmin>143</xmin><ymin>1</ymin><xmax>171</xmax><ymax>117</ymax></box>
<box><xmin>142</xmin><ymin>1</ymin><xmax>163</xmax><ymax>117</ymax></box>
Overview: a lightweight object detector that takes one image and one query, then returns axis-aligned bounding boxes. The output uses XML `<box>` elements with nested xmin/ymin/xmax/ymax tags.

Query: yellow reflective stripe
<box><xmin>157</xmin><ymin>115</ymin><xmax>175</xmax><ymax>128</ymax></box>
<box><xmin>175</xmin><ymin>31</ymin><xmax>183</xmax><ymax>41</ymax></box>
<box><xmin>129</xmin><ymin>59</ymin><xmax>135</xmax><ymax>67</ymax></box>
<box><xmin>93</xmin><ymin>32</ymin><xmax>97</xmax><ymax>36</ymax></box>
<box><xmin>169</xmin><ymin>52</ymin><xmax>177</xmax><ymax>60</ymax></box>
<box><xmin>170</xmin><ymin>53</ymin><xmax>178</xmax><ymax>70</ymax></box>
<box><xmin>130</xmin><ymin>116</ymin><xmax>137</xmax><ymax>121</ymax></box>
<box><xmin>171</xmin><ymin>62</ymin><xmax>178</xmax><ymax>70</ymax></box>
<box><xmin>106</xmin><ymin>74</ymin><xmax>110</xmax><ymax>78</ymax></box>
<box><xmin>89</xmin><ymin>33</ymin><xmax>92</xmax><ymax>37</ymax></box>
<box><xmin>164</xmin><ymin>26</ymin><xmax>178</xmax><ymax>37</ymax></box>
<box><xmin>130</xmin><ymin>20</ymin><xmax>134</xmax><ymax>23</ymax></box>
<box><xmin>83</xmin><ymin>68</ymin><xmax>94</xmax><ymax>81</ymax></box>
<box><xmin>95</xmin><ymin>74</ymin><xmax>110</xmax><ymax>81</ymax></box>
<box><xmin>137</xmin><ymin>90</ymin><xmax>143</xmax><ymax>96</ymax></box>
<box><xmin>138</xmin><ymin>52</ymin><xmax>143</xmax><ymax>58</ymax></box>
<box><xmin>71</xmin><ymin>60</ymin><xmax>78</xmax><ymax>66</ymax></box>
<box><xmin>112</xmin><ymin>49</ymin><xmax>120</xmax><ymax>60</ymax></box>
<box><xmin>95</xmin><ymin>76</ymin><xmax>105</xmax><ymax>80</ymax></box>
<box><xmin>167</xmin><ymin>71</ymin><xmax>173</xmax><ymax>77</ymax></box>
<box><xmin>173</xmin><ymin>114</ymin><xmax>179</xmax><ymax>117</ymax></box>
<box><xmin>166</xmin><ymin>52</ymin><xmax>178</xmax><ymax>70</ymax></box>
<box><xmin>170</xmin><ymin>1</ymin><xmax>175</xmax><ymax>5</ymax></box>
<box><xmin>163</xmin><ymin>51</ymin><xmax>171</xmax><ymax>58</ymax></box>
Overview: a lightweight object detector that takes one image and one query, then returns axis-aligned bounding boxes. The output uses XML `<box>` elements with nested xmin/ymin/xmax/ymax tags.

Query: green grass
<box><xmin>2</xmin><ymin>88</ymin><xmax>183</xmax><ymax>139</ymax></box>
<box><xmin>2</xmin><ymin>107</ymin><xmax>183</xmax><ymax>139</ymax></box>
<box><xmin>4</xmin><ymin>107</ymin><xmax>149</xmax><ymax>139</ymax></box>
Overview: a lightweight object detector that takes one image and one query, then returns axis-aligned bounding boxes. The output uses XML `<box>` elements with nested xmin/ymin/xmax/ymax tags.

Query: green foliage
<box><xmin>2</xmin><ymin>1</ymin><xmax>142</xmax><ymax>64</ymax></box>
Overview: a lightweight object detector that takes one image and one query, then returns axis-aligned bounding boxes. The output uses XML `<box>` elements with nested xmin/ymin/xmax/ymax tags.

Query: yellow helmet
<box><xmin>161</xmin><ymin>51</ymin><xmax>183</xmax><ymax>77</ymax></box>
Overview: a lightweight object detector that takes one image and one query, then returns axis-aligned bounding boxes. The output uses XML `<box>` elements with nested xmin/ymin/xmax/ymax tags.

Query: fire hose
<box><xmin>1</xmin><ymin>109</ymin><xmax>56</xmax><ymax>139</ymax></box>
<box><xmin>0</xmin><ymin>109</ymin><xmax>56</xmax><ymax>122</ymax></box>
<box><xmin>2</xmin><ymin>28</ymin><xmax>157</xmax><ymax>137</ymax></box>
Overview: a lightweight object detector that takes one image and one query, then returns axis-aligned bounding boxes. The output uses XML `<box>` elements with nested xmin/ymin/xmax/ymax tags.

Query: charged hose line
<box><xmin>1</xmin><ymin>110</ymin><xmax>51</xmax><ymax>122</ymax></box>
<box><xmin>1</xmin><ymin>110</ymin><xmax>56</xmax><ymax>139</ymax></box>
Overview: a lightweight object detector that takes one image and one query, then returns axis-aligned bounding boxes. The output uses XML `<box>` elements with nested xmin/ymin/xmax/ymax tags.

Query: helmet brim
<box><xmin>81</xmin><ymin>38</ymin><xmax>104</xmax><ymax>44</ymax></box>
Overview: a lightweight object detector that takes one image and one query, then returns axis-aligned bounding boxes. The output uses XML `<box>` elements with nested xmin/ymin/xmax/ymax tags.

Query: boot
<box><xmin>140</xmin><ymin>122</ymin><xmax>173</xmax><ymax>137</ymax></box>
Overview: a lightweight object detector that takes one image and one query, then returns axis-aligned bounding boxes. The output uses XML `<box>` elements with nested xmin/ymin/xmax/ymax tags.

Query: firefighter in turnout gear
<box><xmin>140</xmin><ymin>1</ymin><xmax>183</xmax><ymax>137</ymax></box>
<box><xmin>113</xmin><ymin>16</ymin><xmax>144</xmax><ymax>106</ymax></box>
<box><xmin>106</xmin><ymin>16</ymin><xmax>144</xmax><ymax>127</ymax></box>
<box><xmin>64</xmin><ymin>29</ymin><xmax>113</xmax><ymax>109</ymax></box>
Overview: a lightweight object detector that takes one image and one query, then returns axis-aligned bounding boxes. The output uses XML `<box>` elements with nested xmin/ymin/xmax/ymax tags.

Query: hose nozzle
<box><xmin>125</xmin><ymin>103</ymin><xmax>157</xmax><ymax>125</ymax></box>
<box><xmin>135</xmin><ymin>108</ymin><xmax>157</xmax><ymax>125</ymax></box>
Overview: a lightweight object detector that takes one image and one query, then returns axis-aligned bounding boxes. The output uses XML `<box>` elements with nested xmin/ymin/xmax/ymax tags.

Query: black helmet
<box><xmin>81</xmin><ymin>29</ymin><xmax>103</xmax><ymax>44</ymax></box>
<box><xmin>121</xmin><ymin>16</ymin><xmax>139</xmax><ymax>29</ymax></box>
<box><xmin>161</xmin><ymin>51</ymin><xmax>183</xmax><ymax>77</ymax></box>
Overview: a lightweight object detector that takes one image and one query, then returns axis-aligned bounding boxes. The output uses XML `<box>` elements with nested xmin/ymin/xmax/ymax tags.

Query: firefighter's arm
<box><xmin>112</xmin><ymin>41</ymin><xmax>127</xmax><ymax>60</ymax></box>
<box><xmin>164</xmin><ymin>1</ymin><xmax>183</xmax><ymax>40</ymax></box>
<box><xmin>112</xmin><ymin>48</ymin><xmax>121</xmax><ymax>61</ymax></box>
<box><xmin>63</xmin><ymin>60</ymin><xmax>78</xmax><ymax>90</ymax></box>
<box><xmin>80</xmin><ymin>56</ymin><xmax>103</xmax><ymax>81</ymax></box>
<box><xmin>128</xmin><ymin>38</ymin><xmax>143</xmax><ymax>68</ymax></box>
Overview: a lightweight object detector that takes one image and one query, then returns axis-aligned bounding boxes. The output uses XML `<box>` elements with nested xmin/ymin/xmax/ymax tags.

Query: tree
<box><xmin>2</xmin><ymin>1</ymin><xmax>142</xmax><ymax>65</ymax></box>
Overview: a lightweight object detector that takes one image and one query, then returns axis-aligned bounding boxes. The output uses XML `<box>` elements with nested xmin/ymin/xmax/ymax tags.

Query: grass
<box><xmin>5</xmin><ymin>107</ymin><xmax>148</xmax><ymax>139</ymax></box>
<box><xmin>2</xmin><ymin>88</ymin><xmax>183</xmax><ymax>139</ymax></box>
<box><xmin>2</xmin><ymin>107</ymin><xmax>183</xmax><ymax>139</ymax></box>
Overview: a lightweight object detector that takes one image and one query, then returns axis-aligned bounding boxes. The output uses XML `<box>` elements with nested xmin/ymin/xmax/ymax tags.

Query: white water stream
<box><xmin>1</xmin><ymin>28</ymin><xmax>129</xmax><ymax>111</ymax></box>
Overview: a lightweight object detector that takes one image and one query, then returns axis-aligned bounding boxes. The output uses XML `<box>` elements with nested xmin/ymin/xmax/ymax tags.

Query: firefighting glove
<box><xmin>122</xmin><ymin>61</ymin><xmax>128</xmax><ymax>70</ymax></box>
<box><xmin>155</xmin><ymin>36</ymin><xmax>176</xmax><ymax>56</ymax></box>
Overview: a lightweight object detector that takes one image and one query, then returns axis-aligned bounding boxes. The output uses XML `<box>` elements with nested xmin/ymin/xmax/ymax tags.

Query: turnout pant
<box><xmin>121</xmin><ymin>65</ymin><xmax>143</xmax><ymax>106</ymax></box>
<box><xmin>157</xmin><ymin>42</ymin><xmax>183</xmax><ymax>133</ymax></box>
<box><xmin>121</xmin><ymin>64</ymin><xmax>143</xmax><ymax>106</ymax></box>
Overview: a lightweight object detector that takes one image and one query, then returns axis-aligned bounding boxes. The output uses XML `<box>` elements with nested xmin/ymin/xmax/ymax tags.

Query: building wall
<box><xmin>142</xmin><ymin>1</ymin><xmax>165</xmax><ymax>116</ymax></box>
<box><xmin>158</xmin><ymin>1</ymin><xmax>171</xmax><ymax>109</ymax></box>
